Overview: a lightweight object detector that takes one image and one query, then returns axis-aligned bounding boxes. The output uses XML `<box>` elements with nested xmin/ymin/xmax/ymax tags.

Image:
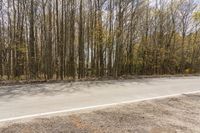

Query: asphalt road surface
<box><xmin>0</xmin><ymin>76</ymin><xmax>200</xmax><ymax>122</ymax></box>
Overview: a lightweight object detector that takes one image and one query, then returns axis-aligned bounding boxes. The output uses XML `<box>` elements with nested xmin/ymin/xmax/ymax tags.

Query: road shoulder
<box><xmin>0</xmin><ymin>93</ymin><xmax>200</xmax><ymax>133</ymax></box>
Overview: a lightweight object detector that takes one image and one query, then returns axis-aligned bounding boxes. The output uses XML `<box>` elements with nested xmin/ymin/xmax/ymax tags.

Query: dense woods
<box><xmin>0</xmin><ymin>0</ymin><xmax>200</xmax><ymax>80</ymax></box>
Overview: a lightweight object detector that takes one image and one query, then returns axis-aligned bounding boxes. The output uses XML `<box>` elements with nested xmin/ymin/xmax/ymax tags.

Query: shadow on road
<box><xmin>0</xmin><ymin>79</ymin><xmax>154</xmax><ymax>99</ymax></box>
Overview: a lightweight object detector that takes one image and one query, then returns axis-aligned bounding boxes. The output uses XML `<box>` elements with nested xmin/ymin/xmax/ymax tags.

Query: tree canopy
<box><xmin>0</xmin><ymin>0</ymin><xmax>200</xmax><ymax>80</ymax></box>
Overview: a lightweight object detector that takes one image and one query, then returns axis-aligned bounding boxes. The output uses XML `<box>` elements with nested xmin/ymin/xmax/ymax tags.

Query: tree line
<box><xmin>0</xmin><ymin>0</ymin><xmax>200</xmax><ymax>80</ymax></box>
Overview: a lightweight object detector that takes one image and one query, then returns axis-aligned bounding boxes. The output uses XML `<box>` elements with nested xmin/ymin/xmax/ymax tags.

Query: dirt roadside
<box><xmin>0</xmin><ymin>93</ymin><xmax>200</xmax><ymax>133</ymax></box>
<box><xmin>1</xmin><ymin>74</ymin><xmax>200</xmax><ymax>87</ymax></box>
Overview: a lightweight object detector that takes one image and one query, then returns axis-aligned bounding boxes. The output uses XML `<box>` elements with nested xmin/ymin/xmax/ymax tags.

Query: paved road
<box><xmin>0</xmin><ymin>76</ymin><xmax>200</xmax><ymax>122</ymax></box>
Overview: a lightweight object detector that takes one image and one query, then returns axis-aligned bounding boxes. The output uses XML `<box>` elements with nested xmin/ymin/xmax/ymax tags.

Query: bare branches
<box><xmin>0</xmin><ymin>0</ymin><xmax>199</xmax><ymax>80</ymax></box>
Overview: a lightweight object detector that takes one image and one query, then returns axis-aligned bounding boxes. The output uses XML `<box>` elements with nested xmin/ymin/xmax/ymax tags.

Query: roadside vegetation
<box><xmin>0</xmin><ymin>0</ymin><xmax>200</xmax><ymax>81</ymax></box>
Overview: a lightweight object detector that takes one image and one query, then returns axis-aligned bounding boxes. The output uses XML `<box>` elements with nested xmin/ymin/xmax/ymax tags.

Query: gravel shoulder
<box><xmin>1</xmin><ymin>74</ymin><xmax>200</xmax><ymax>86</ymax></box>
<box><xmin>0</xmin><ymin>93</ymin><xmax>200</xmax><ymax>133</ymax></box>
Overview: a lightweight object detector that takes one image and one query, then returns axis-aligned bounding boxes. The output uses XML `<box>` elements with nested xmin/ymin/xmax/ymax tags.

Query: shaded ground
<box><xmin>0</xmin><ymin>78</ymin><xmax>152</xmax><ymax>99</ymax></box>
<box><xmin>1</xmin><ymin>74</ymin><xmax>199</xmax><ymax>86</ymax></box>
<box><xmin>0</xmin><ymin>93</ymin><xmax>200</xmax><ymax>133</ymax></box>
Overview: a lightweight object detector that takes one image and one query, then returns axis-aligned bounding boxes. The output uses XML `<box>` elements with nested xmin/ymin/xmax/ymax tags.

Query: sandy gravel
<box><xmin>0</xmin><ymin>93</ymin><xmax>200</xmax><ymax>133</ymax></box>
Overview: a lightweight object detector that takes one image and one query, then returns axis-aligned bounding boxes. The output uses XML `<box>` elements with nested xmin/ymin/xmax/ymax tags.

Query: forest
<box><xmin>0</xmin><ymin>0</ymin><xmax>200</xmax><ymax>80</ymax></box>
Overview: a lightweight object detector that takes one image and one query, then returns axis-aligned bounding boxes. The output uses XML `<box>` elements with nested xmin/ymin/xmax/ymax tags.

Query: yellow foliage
<box><xmin>193</xmin><ymin>11</ymin><xmax>200</xmax><ymax>22</ymax></box>
<box><xmin>185</xmin><ymin>68</ymin><xmax>193</xmax><ymax>74</ymax></box>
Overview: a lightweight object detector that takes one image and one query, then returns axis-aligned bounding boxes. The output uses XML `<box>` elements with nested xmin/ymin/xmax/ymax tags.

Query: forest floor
<box><xmin>0</xmin><ymin>93</ymin><xmax>200</xmax><ymax>133</ymax></box>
